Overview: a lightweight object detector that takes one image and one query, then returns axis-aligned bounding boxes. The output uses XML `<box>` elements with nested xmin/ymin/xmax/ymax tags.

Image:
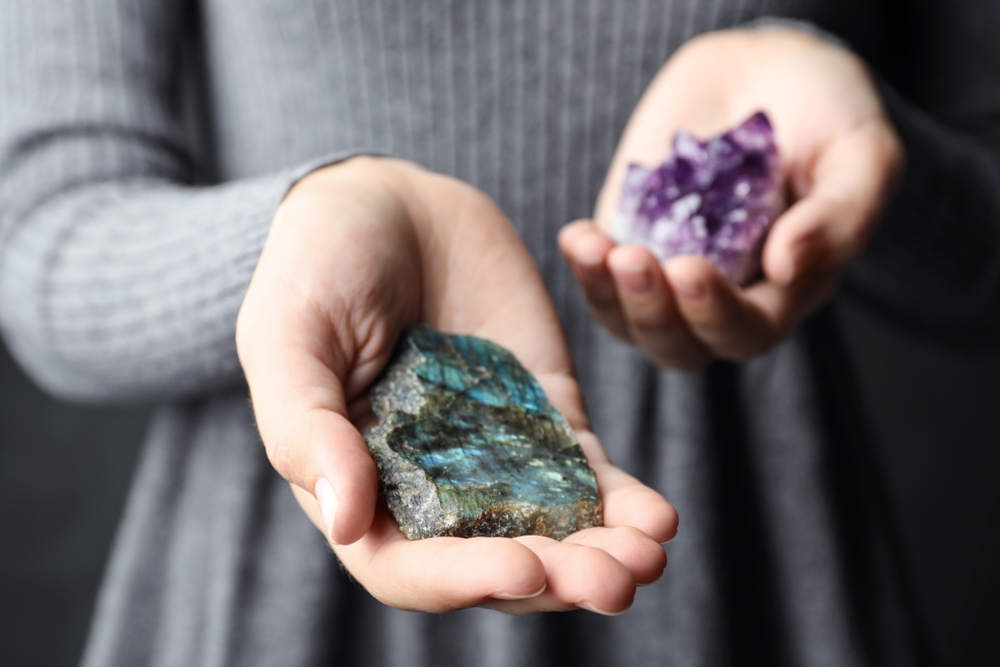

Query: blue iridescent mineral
<box><xmin>364</xmin><ymin>326</ymin><xmax>603</xmax><ymax>540</ymax></box>
<box><xmin>611</xmin><ymin>111</ymin><xmax>783</xmax><ymax>285</ymax></box>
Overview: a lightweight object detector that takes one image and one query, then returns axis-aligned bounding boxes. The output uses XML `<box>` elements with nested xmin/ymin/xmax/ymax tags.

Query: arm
<box><xmin>237</xmin><ymin>155</ymin><xmax>677</xmax><ymax>614</ymax></box>
<box><xmin>754</xmin><ymin>12</ymin><xmax>1000</xmax><ymax>344</ymax></box>
<box><xmin>0</xmin><ymin>0</ymin><xmax>348</xmax><ymax>402</ymax></box>
<box><xmin>1</xmin><ymin>0</ymin><xmax>678</xmax><ymax>614</ymax></box>
<box><xmin>836</xmin><ymin>1</ymin><xmax>1000</xmax><ymax>345</ymax></box>
<box><xmin>846</xmin><ymin>84</ymin><xmax>1000</xmax><ymax>346</ymax></box>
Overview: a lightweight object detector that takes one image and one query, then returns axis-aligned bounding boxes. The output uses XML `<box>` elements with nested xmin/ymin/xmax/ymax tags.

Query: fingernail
<box><xmin>575</xmin><ymin>601</ymin><xmax>626</xmax><ymax>616</ymax></box>
<box><xmin>315</xmin><ymin>477</ymin><xmax>341</xmax><ymax>544</ymax></box>
<box><xmin>618</xmin><ymin>266</ymin><xmax>652</xmax><ymax>294</ymax></box>
<box><xmin>671</xmin><ymin>274</ymin><xmax>705</xmax><ymax>301</ymax></box>
<box><xmin>492</xmin><ymin>582</ymin><xmax>547</xmax><ymax>601</ymax></box>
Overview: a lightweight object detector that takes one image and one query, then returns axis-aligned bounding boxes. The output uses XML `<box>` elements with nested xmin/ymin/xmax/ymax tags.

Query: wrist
<box><xmin>272</xmin><ymin>156</ymin><xmax>419</xmax><ymax>236</ymax></box>
<box><xmin>288</xmin><ymin>155</ymin><xmax>405</xmax><ymax>197</ymax></box>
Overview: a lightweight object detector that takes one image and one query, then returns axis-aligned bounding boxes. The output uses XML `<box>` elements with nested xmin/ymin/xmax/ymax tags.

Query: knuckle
<box><xmin>262</xmin><ymin>423</ymin><xmax>298</xmax><ymax>483</ymax></box>
<box><xmin>264</xmin><ymin>439</ymin><xmax>289</xmax><ymax>479</ymax></box>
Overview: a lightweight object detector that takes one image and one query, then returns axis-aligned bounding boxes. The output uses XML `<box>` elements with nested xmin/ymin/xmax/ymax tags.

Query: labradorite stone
<box><xmin>364</xmin><ymin>326</ymin><xmax>602</xmax><ymax>540</ymax></box>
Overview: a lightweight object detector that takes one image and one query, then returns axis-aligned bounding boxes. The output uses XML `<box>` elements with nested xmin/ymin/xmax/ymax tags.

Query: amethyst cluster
<box><xmin>611</xmin><ymin>112</ymin><xmax>783</xmax><ymax>285</ymax></box>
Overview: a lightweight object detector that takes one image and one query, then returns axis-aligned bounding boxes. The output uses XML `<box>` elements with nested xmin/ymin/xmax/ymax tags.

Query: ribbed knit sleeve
<box><xmin>835</xmin><ymin>3</ymin><xmax>1000</xmax><ymax>347</ymax></box>
<box><xmin>0</xmin><ymin>0</ymin><xmax>346</xmax><ymax>402</ymax></box>
<box><xmin>751</xmin><ymin>15</ymin><xmax>1000</xmax><ymax>347</ymax></box>
<box><xmin>844</xmin><ymin>86</ymin><xmax>1000</xmax><ymax>346</ymax></box>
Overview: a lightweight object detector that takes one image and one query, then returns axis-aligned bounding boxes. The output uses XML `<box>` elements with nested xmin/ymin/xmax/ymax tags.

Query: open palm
<box><xmin>237</xmin><ymin>157</ymin><xmax>677</xmax><ymax>615</ymax></box>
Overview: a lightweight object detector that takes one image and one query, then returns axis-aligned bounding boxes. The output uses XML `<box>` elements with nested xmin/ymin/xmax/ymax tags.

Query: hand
<box><xmin>236</xmin><ymin>157</ymin><xmax>677</xmax><ymax>615</ymax></box>
<box><xmin>559</xmin><ymin>26</ymin><xmax>904</xmax><ymax>369</ymax></box>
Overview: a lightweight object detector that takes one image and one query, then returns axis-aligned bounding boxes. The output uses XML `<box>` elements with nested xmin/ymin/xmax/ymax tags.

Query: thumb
<box><xmin>763</xmin><ymin>119</ymin><xmax>903</xmax><ymax>286</ymax></box>
<box><xmin>237</xmin><ymin>283</ymin><xmax>378</xmax><ymax>546</ymax></box>
<box><xmin>276</xmin><ymin>401</ymin><xmax>378</xmax><ymax>546</ymax></box>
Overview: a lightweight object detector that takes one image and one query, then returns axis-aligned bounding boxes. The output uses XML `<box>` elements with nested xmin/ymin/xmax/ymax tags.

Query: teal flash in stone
<box><xmin>364</xmin><ymin>326</ymin><xmax>603</xmax><ymax>540</ymax></box>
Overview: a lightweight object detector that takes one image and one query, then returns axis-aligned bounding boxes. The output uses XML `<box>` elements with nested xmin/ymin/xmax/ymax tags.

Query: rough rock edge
<box><xmin>366</xmin><ymin>413</ymin><xmax>452</xmax><ymax>540</ymax></box>
<box><xmin>365</xmin><ymin>329</ymin><xmax>602</xmax><ymax>540</ymax></box>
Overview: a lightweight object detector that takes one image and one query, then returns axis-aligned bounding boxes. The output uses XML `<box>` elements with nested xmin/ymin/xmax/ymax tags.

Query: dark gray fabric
<box><xmin>2</xmin><ymin>0</ymin><xmax>996</xmax><ymax>665</ymax></box>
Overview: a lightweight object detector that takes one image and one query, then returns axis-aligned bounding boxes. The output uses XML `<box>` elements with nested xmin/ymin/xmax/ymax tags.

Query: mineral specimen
<box><xmin>364</xmin><ymin>326</ymin><xmax>603</xmax><ymax>540</ymax></box>
<box><xmin>611</xmin><ymin>111</ymin><xmax>783</xmax><ymax>285</ymax></box>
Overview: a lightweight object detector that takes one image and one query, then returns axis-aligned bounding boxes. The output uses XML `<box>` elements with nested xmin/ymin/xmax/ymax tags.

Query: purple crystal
<box><xmin>611</xmin><ymin>112</ymin><xmax>783</xmax><ymax>285</ymax></box>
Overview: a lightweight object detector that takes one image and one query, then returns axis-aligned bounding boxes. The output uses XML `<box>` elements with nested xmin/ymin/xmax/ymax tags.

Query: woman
<box><xmin>2</xmin><ymin>1</ymin><xmax>996</xmax><ymax>665</ymax></box>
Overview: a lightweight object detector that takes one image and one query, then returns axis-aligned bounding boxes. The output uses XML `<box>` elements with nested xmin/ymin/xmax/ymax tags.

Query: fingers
<box><xmin>334</xmin><ymin>508</ymin><xmax>550</xmax><ymax>613</ymax></box>
<box><xmin>559</xmin><ymin>221</ymin><xmax>711</xmax><ymax>370</ymax></box>
<box><xmin>487</xmin><ymin>535</ymin><xmax>638</xmax><ymax>615</ymax></box>
<box><xmin>294</xmin><ymin>474</ymin><xmax>671</xmax><ymax>617</ymax></box>
<box><xmin>663</xmin><ymin>256</ymin><xmax>782</xmax><ymax>360</ymax></box>
<box><xmin>577</xmin><ymin>429</ymin><xmax>678</xmax><ymax>544</ymax></box>
<box><xmin>563</xmin><ymin>526</ymin><xmax>668</xmax><ymax>586</ymax></box>
<box><xmin>558</xmin><ymin>221</ymin><xmax>630</xmax><ymax>340</ymax></box>
<box><xmin>593</xmin><ymin>462</ymin><xmax>679</xmax><ymax>544</ymax></box>
<box><xmin>764</xmin><ymin>120</ymin><xmax>904</xmax><ymax>286</ymax></box>
<box><xmin>291</xmin><ymin>448</ymin><xmax>672</xmax><ymax>617</ymax></box>
<box><xmin>335</xmin><ymin>506</ymin><xmax>660</xmax><ymax>617</ymax></box>
<box><xmin>606</xmin><ymin>245</ymin><xmax>712</xmax><ymax>369</ymax></box>
<box><xmin>560</xmin><ymin>216</ymin><xmax>785</xmax><ymax>366</ymax></box>
<box><xmin>560</xmin><ymin>219</ymin><xmax>810</xmax><ymax>364</ymax></box>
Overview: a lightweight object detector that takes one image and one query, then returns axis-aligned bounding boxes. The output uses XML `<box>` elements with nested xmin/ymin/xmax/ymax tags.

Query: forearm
<box><xmin>0</xmin><ymin>170</ymin><xmax>305</xmax><ymax>403</ymax></box>
<box><xmin>844</xmin><ymin>85</ymin><xmax>1000</xmax><ymax>347</ymax></box>
<box><xmin>740</xmin><ymin>17</ymin><xmax>1000</xmax><ymax>345</ymax></box>
<box><xmin>0</xmin><ymin>0</ymin><xmax>369</xmax><ymax>402</ymax></box>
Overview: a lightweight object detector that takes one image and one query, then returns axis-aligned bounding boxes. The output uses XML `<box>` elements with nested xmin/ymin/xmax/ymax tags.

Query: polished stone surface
<box><xmin>364</xmin><ymin>326</ymin><xmax>602</xmax><ymax>540</ymax></box>
<box><xmin>612</xmin><ymin>112</ymin><xmax>783</xmax><ymax>285</ymax></box>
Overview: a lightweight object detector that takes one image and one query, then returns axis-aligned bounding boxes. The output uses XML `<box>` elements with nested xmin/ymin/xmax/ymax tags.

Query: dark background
<box><xmin>1</xmin><ymin>296</ymin><xmax>999</xmax><ymax>667</ymax></box>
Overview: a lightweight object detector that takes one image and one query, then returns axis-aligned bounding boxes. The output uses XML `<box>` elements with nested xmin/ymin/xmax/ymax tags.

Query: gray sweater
<box><xmin>2</xmin><ymin>1</ymin><xmax>997</xmax><ymax>665</ymax></box>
